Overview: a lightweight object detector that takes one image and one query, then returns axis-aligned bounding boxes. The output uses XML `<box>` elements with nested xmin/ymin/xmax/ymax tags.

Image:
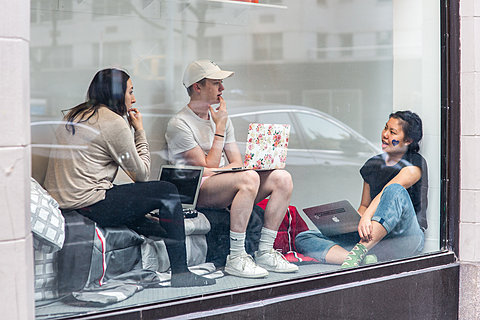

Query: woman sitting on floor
<box><xmin>296</xmin><ymin>110</ymin><xmax>428</xmax><ymax>268</ymax></box>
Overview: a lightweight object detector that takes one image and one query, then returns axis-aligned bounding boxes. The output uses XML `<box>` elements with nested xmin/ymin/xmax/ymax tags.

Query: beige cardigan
<box><xmin>44</xmin><ymin>106</ymin><xmax>151</xmax><ymax>209</ymax></box>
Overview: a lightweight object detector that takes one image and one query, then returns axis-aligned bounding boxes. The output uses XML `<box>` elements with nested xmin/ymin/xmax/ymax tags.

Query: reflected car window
<box><xmin>295</xmin><ymin>112</ymin><xmax>352</xmax><ymax>151</ymax></box>
<box><xmin>230</xmin><ymin>115</ymin><xmax>252</xmax><ymax>143</ymax></box>
<box><xmin>231</xmin><ymin>111</ymin><xmax>301</xmax><ymax>149</ymax></box>
<box><xmin>294</xmin><ymin>112</ymin><xmax>373</xmax><ymax>156</ymax></box>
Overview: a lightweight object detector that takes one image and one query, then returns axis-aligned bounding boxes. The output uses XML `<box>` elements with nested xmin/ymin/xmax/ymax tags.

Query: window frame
<box><xmin>440</xmin><ymin>0</ymin><xmax>460</xmax><ymax>256</ymax></box>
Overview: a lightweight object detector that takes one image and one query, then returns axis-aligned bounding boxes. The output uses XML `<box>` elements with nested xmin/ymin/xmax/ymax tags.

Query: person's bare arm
<box><xmin>180</xmin><ymin>97</ymin><xmax>243</xmax><ymax>172</ymax></box>
<box><xmin>181</xmin><ymin>141</ymin><xmax>243</xmax><ymax>176</ymax></box>
<box><xmin>224</xmin><ymin>141</ymin><xmax>243</xmax><ymax>167</ymax></box>
<box><xmin>357</xmin><ymin>182</ymin><xmax>371</xmax><ymax>216</ymax></box>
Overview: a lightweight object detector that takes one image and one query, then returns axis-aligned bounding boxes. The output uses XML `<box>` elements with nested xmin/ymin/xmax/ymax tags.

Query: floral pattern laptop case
<box><xmin>244</xmin><ymin>123</ymin><xmax>290</xmax><ymax>170</ymax></box>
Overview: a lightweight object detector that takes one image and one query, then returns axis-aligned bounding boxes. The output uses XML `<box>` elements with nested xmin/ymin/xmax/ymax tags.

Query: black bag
<box><xmin>200</xmin><ymin>205</ymin><xmax>265</xmax><ymax>267</ymax></box>
<box><xmin>57</xmin><ymin>210</ymin><xmax>146</xmax><ymax>297</ymax></box>
<box><xmin>57</xmin><ymin>210</ymin><xmax>96</xmax><ymax>295</ymax></box>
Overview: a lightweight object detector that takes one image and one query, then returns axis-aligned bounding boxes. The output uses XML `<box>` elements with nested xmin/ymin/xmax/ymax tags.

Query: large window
<box><xmin>30</xmin><ymin>0</ymin><xmax>442</xmax><ymax>319</ymax></box>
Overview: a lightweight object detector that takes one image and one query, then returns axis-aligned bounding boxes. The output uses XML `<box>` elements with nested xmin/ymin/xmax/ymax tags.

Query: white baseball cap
<box><xmin>182</xmin><ymin>60</ymin><xmax>234</xmax><ymax>88</ymax></box>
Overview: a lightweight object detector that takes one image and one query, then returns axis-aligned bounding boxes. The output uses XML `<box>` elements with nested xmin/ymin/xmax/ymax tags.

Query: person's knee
<box><xmin>147</xmin><ymin>181</ymin><xmax>180</xmax><ymax>201</ymax></box>
<box><xmin>295</xmin><ymin>231</ymin><xmax>327</xmax><ymax>259</ymax></box>
<box><xmin>235</xmin><ymin>170</ymin><xmax>260</xmax><ymax>194</ymax></box>
<box><xmin>384</xmin><ymin>183</ymin><xmax>407</xmax><ymax>196</ymax></box>
<box><xmin>294</xmin><ymin>232</ymin><xmax>309</xmax><ymax>252</ymax></box>
<box><xmin>159</xmin><ymin>181</ymin><xmax>180</xmax><ymax>196</ymax></box>
<box><xmin>296</xmin><ymin>230</ymin><xmax>324</xmax><ymax>243</ymax></box>
<box><xmin>270</xmin><ymin>170</ymin><xmax>293</xmax><ymax>194</ymax></box>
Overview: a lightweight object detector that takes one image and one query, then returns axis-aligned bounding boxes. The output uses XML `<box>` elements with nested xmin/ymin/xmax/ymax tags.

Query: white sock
<box><xmin>258</xmin><ymin>227</ymin><xmax>277</xmax><ymax>253</ymax></box>
<box><xmin>230</xmin><ymin>231</ymin><xmax>247</xmax><ymax>258</ymax></box>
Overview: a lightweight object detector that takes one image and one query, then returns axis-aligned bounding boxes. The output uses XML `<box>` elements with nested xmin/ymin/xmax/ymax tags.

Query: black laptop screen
<box><xmin>159</xmin><ymin>167</ymin><xmax>202</xmax><ymax>205</ymax></box>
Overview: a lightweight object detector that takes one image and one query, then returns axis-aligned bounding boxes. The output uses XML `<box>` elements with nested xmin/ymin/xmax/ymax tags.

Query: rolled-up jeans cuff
<box><xmin>316</xmin><ymin>243</ymin><xmax>338</xmax><ymax>264</ymax></box>
<box><xmin>371</xmin><ymin>216</ymin><xmax>393</xmax><ymax>233</ymax></box>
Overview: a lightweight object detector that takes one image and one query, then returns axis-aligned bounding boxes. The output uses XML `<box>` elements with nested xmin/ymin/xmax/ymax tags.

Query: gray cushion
<box><xmin>184</xmin><ymin>212</ymin><xmax>211</xmax><ymax>235</ymax></box>
<box><xmin>141</xmin><ymin>213</ymin><xmax>210</xmax><ymax>272</ymax></box>
<box><xmin>30</xmin><ymin>178</ymin><xmax>65</xmax><ymax>253</ymax></box>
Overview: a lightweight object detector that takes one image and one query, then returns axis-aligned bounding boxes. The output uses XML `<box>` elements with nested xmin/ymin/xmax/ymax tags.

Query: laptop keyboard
<box><xmin>183</xmin><ymin>208</ymin><xmax>198</xmax><ymax>218</ymax></box>
<box><xmin>149</xmin><ymin>208</ymin><xmax>198</xmax><ymax>219</ymax></box>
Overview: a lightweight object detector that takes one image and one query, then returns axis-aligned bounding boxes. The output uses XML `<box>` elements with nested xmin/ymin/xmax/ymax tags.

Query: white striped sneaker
<box><xmin>255</xmin><ymin>249</ymin><xmax>299</xmax><ymax>273</ymax></box>
<box><xmin>224</xmin><ymin>252</ymin><xmax>269</xmax><ymax>278</ymax></box>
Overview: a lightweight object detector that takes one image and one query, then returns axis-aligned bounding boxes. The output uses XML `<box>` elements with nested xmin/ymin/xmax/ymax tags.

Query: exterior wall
<box><xmin>0</xmin><ymin>1</ymin><xmax>34</xmax><ymax>319</ymax></box>
<box><xmin>459</xmin><ymin>0</ymin><xmax>480</xmax><ymax>318</ymax></box>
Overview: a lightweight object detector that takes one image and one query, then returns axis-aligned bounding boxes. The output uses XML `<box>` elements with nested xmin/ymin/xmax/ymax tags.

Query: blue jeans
<box><xmin>296</xmin><ymin>184</ymin><xmax>425</xmax><ymax>263</ymax></box>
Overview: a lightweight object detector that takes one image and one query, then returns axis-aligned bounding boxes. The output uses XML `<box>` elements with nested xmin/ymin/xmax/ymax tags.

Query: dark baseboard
<box><xmin>68</xmin><ymin>252</ymin><xmax>458</xmax><ymax>320</ymax></box>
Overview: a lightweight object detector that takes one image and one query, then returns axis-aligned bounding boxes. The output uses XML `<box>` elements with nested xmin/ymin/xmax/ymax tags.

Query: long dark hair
<box><xmin>64</xmin><ymin>68</ymin><xmax>130</xmax><ymax>134</ymax></box>
<box><xmin>389</xmin><ymin>110</ymin><xmax>423</xmax><ymax>153</ymax></box>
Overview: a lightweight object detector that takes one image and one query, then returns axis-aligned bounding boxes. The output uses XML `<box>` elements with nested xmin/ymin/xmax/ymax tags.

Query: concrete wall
<box><xmin>459</xmin><ymin>0</ymin><xmax>480</xmax><ymax>318</ymax></box>
<box><xmin>0</xmin><ymin>1</ymin><xmax>34</xmax><ymax>319</ymax></box>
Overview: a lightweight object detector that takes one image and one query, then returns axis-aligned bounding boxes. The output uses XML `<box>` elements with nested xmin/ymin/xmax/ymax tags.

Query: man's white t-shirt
<box><xmin>165</xmin><ymin>106</ymin><xmax>236</xmax><ymax>167</ymax></box>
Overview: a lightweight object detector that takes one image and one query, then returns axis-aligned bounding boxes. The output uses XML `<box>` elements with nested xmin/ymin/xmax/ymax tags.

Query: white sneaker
<box><xmin>255</xmin><ymin>249</ymin><xmax>299</xmax><ymax>273</ymax></box>
<box><xmin>224</xmin><ymin>253</ymin><xmax>269</xmax><ymax>278</ymax></box>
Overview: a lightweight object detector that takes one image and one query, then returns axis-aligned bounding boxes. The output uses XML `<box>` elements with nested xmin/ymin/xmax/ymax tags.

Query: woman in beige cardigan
<box><xmin>44</xmin><ymin>68</ymin><xmax>214</xmax><ymax>287</ymax></box>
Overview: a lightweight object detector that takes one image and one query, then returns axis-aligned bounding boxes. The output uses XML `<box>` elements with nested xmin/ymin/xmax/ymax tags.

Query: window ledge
<box><xmin>62</xmin><ymin>251</ymin><xmax>456</xmax><ymax>320</ymax></box>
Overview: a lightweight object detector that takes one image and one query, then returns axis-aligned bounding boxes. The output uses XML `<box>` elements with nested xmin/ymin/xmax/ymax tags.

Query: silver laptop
<box><xmin>303</xmin><ymin>200</ymin><xmax>361</xmax><ymax>237</ymax></box>
<box><xmin>158</xmin><ymin>165</ymin><xmax>204</xmax><ymax>217</ymax></box>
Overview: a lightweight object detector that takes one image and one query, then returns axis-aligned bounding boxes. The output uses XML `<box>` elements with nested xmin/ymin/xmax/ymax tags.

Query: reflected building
<box><xmin>30</xmin><ymin>0</ymin><xmax>395</xmax><ymax>142</ymax></box>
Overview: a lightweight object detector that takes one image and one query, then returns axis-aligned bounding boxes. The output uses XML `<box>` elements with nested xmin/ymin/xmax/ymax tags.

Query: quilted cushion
<box><xmin>30</xmin><ymin>178</ymin><xmax>65</xmax><ymax>253</ymax></box>
<box><xmin>34</xmin><ymin>250</ymin><xmax>59</xmax><ymax>301</ymax></box>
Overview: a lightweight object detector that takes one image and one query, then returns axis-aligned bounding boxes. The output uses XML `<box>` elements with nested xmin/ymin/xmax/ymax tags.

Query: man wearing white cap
<box><xmin>165</xmin><ymin>60</ymin><xmax>298</xmax><ymax>278</ymax></box>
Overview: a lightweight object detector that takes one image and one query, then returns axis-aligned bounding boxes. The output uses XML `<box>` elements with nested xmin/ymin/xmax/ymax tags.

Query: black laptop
<box><xmin>158</xmin><ymin>165</ymin><xmax>204</xmax><ymax>218</ymax></box>
<box><xmin>303</xmin><ymin>200</ymin><xmax>361</xmax><ymax>237</ymax></box>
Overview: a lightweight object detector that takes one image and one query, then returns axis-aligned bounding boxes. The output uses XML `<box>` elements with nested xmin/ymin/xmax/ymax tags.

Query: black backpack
<box><xmin>57</xmin><ymin>210</ymin><xmax>96</xmax><ymax>295</ymax></box>
<box><xmin>199</xmin><ymin>205</ymin><xmax>265</xmax><ymax>267</ymax></box>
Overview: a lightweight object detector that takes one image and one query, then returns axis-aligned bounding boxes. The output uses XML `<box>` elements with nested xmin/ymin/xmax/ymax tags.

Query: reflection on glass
<box><xmin>298</xmin><ymin>113</ymin><xmax>352</xmax><ymax>150</ymax></box>
<box><xmin>29</xmin><ymin>0</ymin><xmax>441</xmax><ymax>318</ymax></box>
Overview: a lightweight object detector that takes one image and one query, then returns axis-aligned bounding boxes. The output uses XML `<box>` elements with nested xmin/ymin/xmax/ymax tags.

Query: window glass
<box><xmin>317</xmin><ymin>0</ymin><xmax>327</xmax><ymax>6</ymax></box>
<box><xmin>317</xmin><ymin>33</ymin><xmax>328</xmax><ymax>59</ymax></box>
<box><xmin>92</xmin><ymin>0</ymin><xmax>132</xmax><ymax>17</ymax></box>
<box><xmin>295</xmin><ymin>111</ymin><xmax>375</xmax><ymax>154</ymax></box>
<box><xmin>253</xmin><ymin>33</ymin><xmax>283</xmax><ymax>60</ymax></box>
<box><xmin>30</xmin><ymin>0</ymin><xmax>441</xmax><ymax>318</ymax></box>
<box><xmin>297</xmin><ymin>112</ymin><xmax>353</xmax><ymax>151</ymax></box>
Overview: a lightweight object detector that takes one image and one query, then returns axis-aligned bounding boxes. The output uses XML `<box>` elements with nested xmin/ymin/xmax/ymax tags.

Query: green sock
<box><xmin>361</xmin><ymin>254</ymin><xmax>378</xmax><ymax>266</ymax></box>
<box><xmin>341</xmin><ymin>243</ymin><xmax>368</xmax><ymax>269</ymax></box>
